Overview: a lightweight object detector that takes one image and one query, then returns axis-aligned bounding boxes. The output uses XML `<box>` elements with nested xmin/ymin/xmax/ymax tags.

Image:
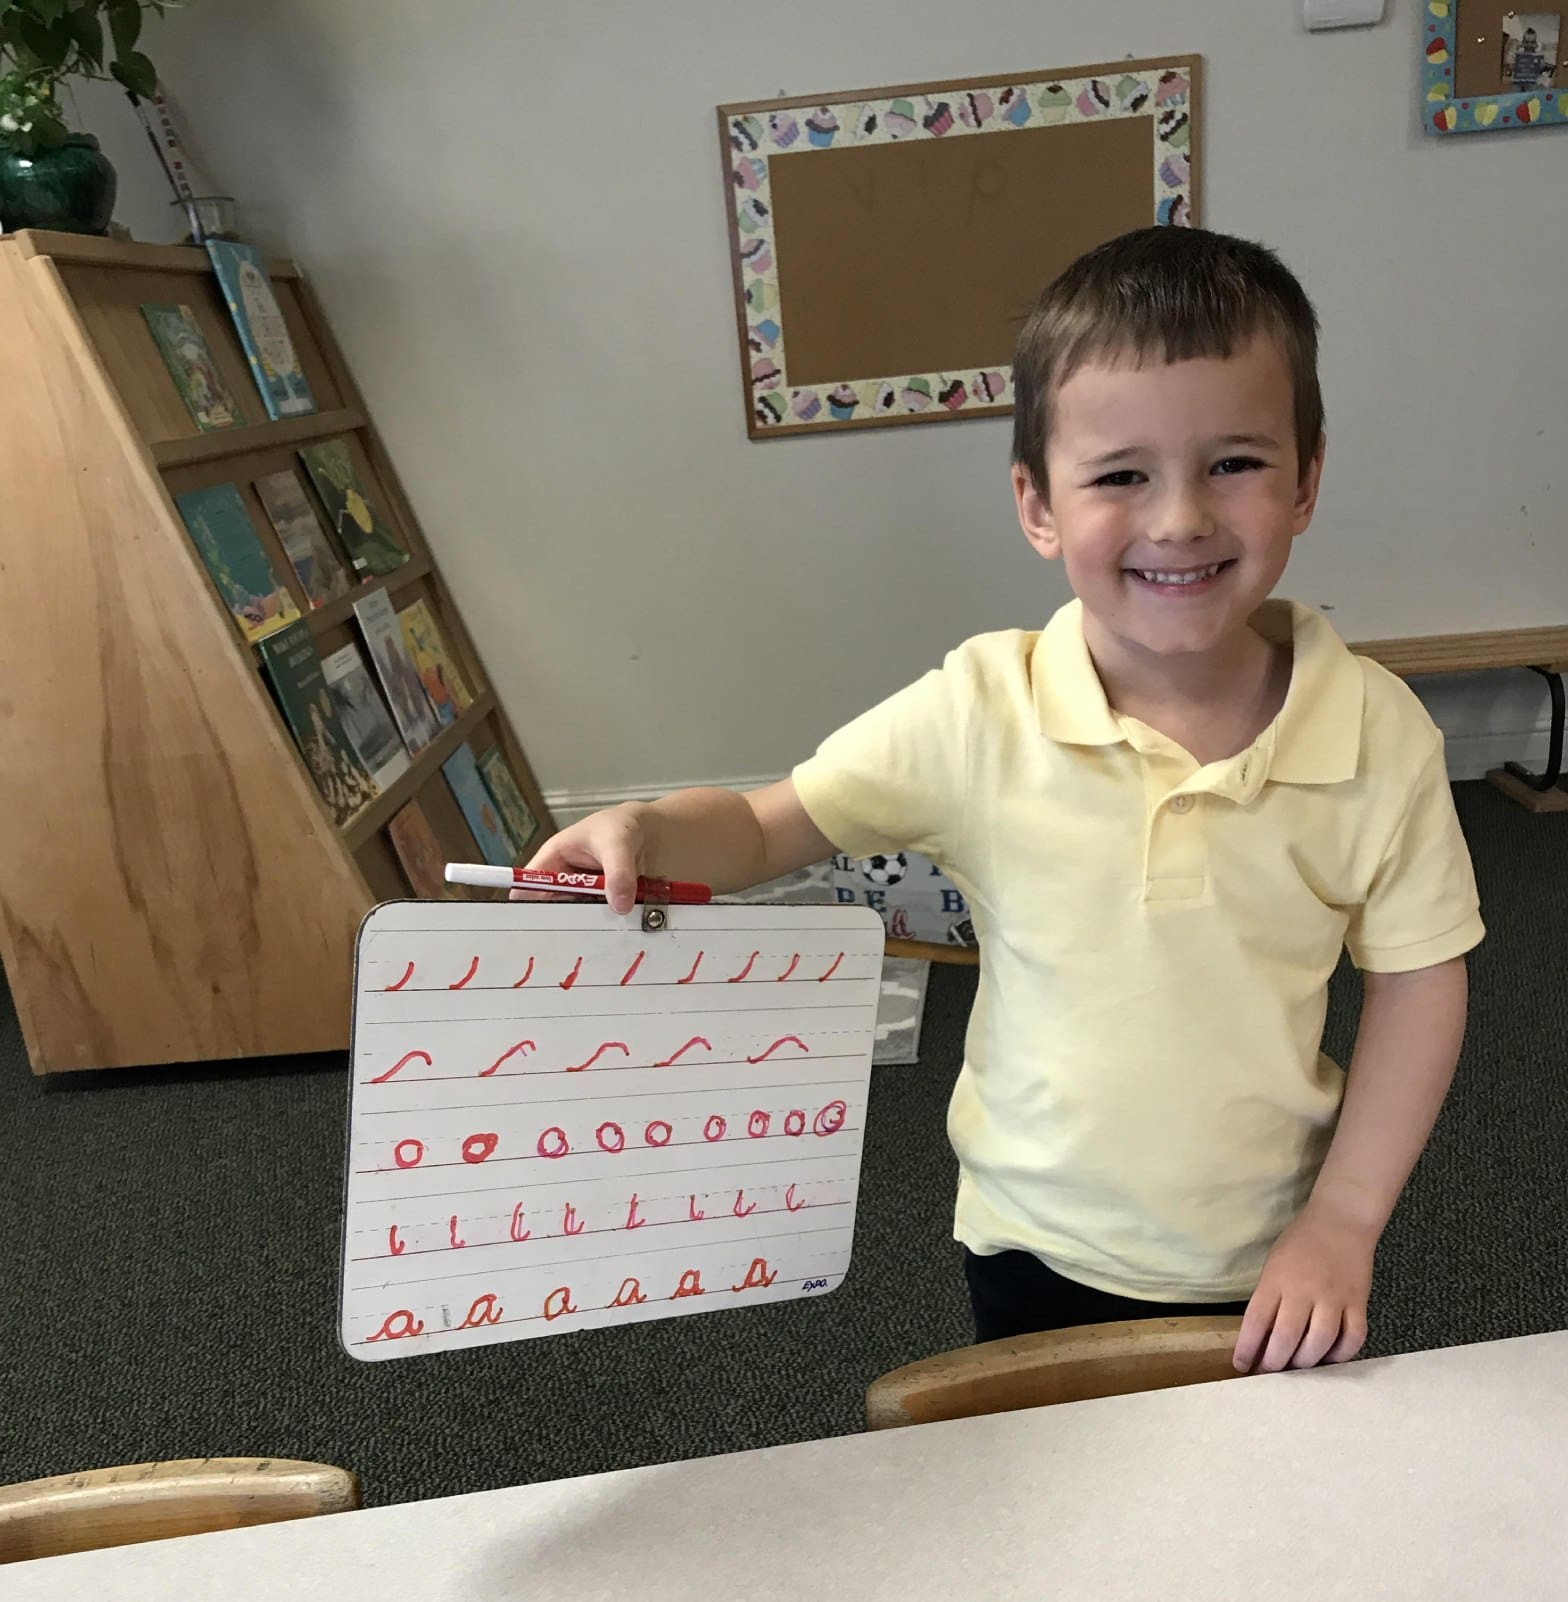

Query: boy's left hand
<box><xmin>1232</xmin><ymin>1201</ymin><xmax>1376</xmax><ymax>1374</ymax></box>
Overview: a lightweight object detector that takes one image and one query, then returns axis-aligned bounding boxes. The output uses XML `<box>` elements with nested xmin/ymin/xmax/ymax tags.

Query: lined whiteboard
<box><xmin>340</xmin><ymin>900</ymin><xmax>885</xmax><ymax>1361</ymax></box>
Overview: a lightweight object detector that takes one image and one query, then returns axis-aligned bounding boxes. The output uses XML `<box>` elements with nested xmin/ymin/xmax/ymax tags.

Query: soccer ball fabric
<box><xmin>859</xmin><ymin>852</ymin><xmax>909</xmax><ymax>886</ymax></box>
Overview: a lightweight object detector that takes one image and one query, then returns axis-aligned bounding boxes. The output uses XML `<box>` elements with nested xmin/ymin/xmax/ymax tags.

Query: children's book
<box><xmin>442</xmin><ymin>744</ymin><xmax>518</xmax><ymax>867</ymax></box>
<box><xmin>205</xmin><ymin>239</ymin><xmax>317</xmax><ymax>419</ymax></box>
<box><xmin>255</xmin><ymin>469</ymin><xmax>352</xmax><ymax>609</ymax></box>
<box><xmin>257</xmin><ymin>622</ymin><xmax>379</xmax><ymax>826</ymax></box>
<box><xmin>299</xmin><ymin>439</ymin><xmax>408</xmax><ymax>579</ymax></box>
<box><xmin>398</xmin><ymin>599</ymin><xmax>473</xmax><ymax>727</ymax></box>
<box><xmin>322</xmin><ymin>641</ymin><xmax>412</xmax><ymax>792</ymax></box>
<box><xmin>386</xmin><ymin>800</ymin><xmax>456</xmax><ymax>900</ymax></box>
<box><xmin>340</xmin><ymin>900</ymin><xmax>885</xmax><ymax>1359</ymax></box>
<box><xmin>352</xmin><ymin>588</ymin><xmax>443</xmax><ymax>757</ymax></box>
<box><xmin>141</xmin><ymin>303</ymin><xmax>246</xmax><ymax>431</ymax></box>
<box><xmin>173</xmin><ymin>483</ymin><xmax>301</xmax><ymax>645</ymax></box>
<box><xmin>476</xmin><ymin>746</ymin><xmax>539</xmax><ymax>857</ymax></box>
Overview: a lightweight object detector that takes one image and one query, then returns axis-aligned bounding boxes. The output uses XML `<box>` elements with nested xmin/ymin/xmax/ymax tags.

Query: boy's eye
<box><xmin>1092</xmin><ymin>469</ymin><xmax>1146</xmax><ymax>488</ymax></box>
<box><xmin>1212</xmin><ymin>456</ymin><xmax>1265</xmax><ymax>476</ymax></box>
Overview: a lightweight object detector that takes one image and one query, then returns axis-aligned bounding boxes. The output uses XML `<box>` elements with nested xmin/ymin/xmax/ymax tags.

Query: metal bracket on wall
<box><xmin>1504</xmin><ymin>666</ymin><xmax>1565</xmax><ymax>793</ymax></box>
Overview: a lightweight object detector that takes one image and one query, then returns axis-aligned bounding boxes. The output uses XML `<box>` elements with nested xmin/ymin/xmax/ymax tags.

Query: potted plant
<box><xmin>1</xmin><ymin>0</ymin><xmax>181</xmax><ymax>235</ymax></box>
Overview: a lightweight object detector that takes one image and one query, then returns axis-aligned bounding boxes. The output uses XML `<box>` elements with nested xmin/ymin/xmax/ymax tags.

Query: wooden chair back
<box><xmin>884</xmin><ymin>936</ymin><xmax>979</xmax><ymax>966</ymax></box>
<box><xmin>0</xmin><ymin>1457</ymin><xmax>360</xmax><ymax>1564</ymax></box>
<box><xmin>866</xmin><ymin>1315</ymin><xmax>1246</xmax><ymax>1430</ymax></box>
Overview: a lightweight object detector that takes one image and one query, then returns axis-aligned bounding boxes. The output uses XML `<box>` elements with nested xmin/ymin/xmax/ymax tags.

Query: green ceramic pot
<box><xmin>0</xmin><ymin>133</ymin><xmax>118</xmax><ymax>236</ymax></box>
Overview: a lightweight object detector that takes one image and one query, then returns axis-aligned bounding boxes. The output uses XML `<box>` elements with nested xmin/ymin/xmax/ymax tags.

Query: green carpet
<box><xmin>1</xmin><ymin>781</ymin><xmax>1563</xmax><ymax>1507</ymax></box>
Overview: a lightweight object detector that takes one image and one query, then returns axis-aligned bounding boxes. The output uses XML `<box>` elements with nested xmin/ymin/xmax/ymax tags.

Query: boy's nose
<box><xmin>1147</xmin><ymin>482</ymin><xmax>1212</xmax><ymax>544</ymax></box>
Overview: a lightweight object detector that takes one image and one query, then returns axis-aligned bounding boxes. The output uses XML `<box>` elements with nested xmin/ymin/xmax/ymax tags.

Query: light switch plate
<box><xmin>1303</xmin><ymin>0</ymin><xmax>1386</xmax><ymax>28</ymax></box>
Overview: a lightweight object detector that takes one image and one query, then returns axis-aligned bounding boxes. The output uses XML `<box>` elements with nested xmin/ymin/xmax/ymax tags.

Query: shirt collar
<box><xmin>1031</xmin><ymin>600</ymin><xmax>1124</xmax><ymax>746</ymax></box>
<box><xmin>1259</xmin><ymin>599</ymin><xmax>1364</xmax><ymax>785</ymax></box>
<box><xmin>1031</xmin><ymin>597</ymin><xmax>1364</xmax><ymax>785</ymax></box>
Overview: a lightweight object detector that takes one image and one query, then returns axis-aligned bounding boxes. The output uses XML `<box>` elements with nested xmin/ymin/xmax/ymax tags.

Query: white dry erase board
<box><xmin>340</xmin><ymin>900</ymin><xmax>885</xmax><ymax>1360</ymax></box>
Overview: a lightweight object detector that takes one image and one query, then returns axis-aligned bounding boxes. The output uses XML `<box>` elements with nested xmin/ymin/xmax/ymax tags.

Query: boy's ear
<box><xmin>1012</xmin><ymin>462</ymin><xmax>1061</xmax><ymax>560</ymax></box>
<box><xmin>1292</xmin><ymin>434</ymin><xmax>1326</xmax><ymax>535</ymax></box>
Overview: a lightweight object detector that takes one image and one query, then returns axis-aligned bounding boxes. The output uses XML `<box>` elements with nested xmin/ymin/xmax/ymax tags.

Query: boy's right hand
<box><xmin>510</xmin><ymin>780</ymin><xmax>832</xmax><ymax>919</ymax></box>
<box><xmin>512</xmin><ymin>803</ymin><xmax>647</xmax><ymax>916</ymax></box>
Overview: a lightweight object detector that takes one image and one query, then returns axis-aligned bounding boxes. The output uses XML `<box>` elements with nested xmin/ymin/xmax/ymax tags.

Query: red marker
<box><xmin>443</xmin><ymin>863</ymin><xmax>712</xmax><ymax>904</ymax></box>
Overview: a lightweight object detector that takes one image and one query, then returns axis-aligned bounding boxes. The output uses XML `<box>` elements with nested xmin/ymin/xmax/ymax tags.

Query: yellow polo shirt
<box><xmin>793</xmin><ymin>599</ymin><xmax>1484</xmax><ymax>1300</ymax></box>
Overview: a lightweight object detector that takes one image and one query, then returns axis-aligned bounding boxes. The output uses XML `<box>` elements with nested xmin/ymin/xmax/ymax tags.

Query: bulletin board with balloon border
<box><xmin>1423</xmin><ymin>1</ymin><xmax>1568</xmax><ymax>133</ymax></box>
<box><xmin>717</xmin><ymin>56</ymin><xmax>1202</xmax><ymax>441</ymax></box>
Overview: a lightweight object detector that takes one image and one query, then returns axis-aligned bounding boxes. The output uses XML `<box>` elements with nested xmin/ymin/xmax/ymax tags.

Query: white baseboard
<box><xmin>543</xmin><ymin>723</ymin><xmax>1554</xmax><ymax>824</ymax></box>
<box><xmin>1442</xmin><ymin>726</ymin><xmax>1552</xmax><ymax>781</ymax></box>
<box><xmin>544</xmin><ymin>774</ymin><xmax>787</xmax><ymax>829</ymax></box>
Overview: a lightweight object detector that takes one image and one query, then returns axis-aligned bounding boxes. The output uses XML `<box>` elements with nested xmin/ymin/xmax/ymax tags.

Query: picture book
<box><xmin>141</xmin><ymin>303</ymin><xmax>246</xmax><ymax>431</ymax></box>
<box><xmin>397</xmin><ymin>599</ymin><xmax>473</xmax><ymax>727</ymax></box>
<box><xmin>205</xmin><ymin>239</ymin><xmax>316</xmax><ymax>419</ymax></box>
<box><xmin>322</xmin><ymin>641</ymin><xmax>412</xmax><ymax>792</ymax></box>
<box><xmin>387</xmin><ymin>800</ymin><xmax>456</xmax><ymax>900</ymax></box>
<box><xmin>255</xmin><ymin>469</ymin><xmax>352</xmax><ymax>610</ymax></box>
<box><xmin>257</xmin><ymin>622</ymin><xmax>379</xmax><ymax>826</ymax></box>
<box><xmin>340</xmin><ymin>900</ymin><xmax>885</xmax><ymax>1359</ymax></box>
<box><xmin>477</xmin><ymin>746</ymin><xmax>539</xmax><ymax>857</ymax></box>
<box><xmin>442</xmin><ymin>743</ymin><xmax>518</xmax><ymax>867</ymax></box>
<box><xmin>352</xmin><ymin>587</ymin><xmax>443</xmax><ymax>756</ymax></box>
<box><xmin>299</xmin><ymin>439</ymin><xmax>408</xmax><ymax>579</ymax></box>
<box><xmin>173</xmin><ymin>483</ymin><xmax>300</xmax><ymax>645</ymax></box>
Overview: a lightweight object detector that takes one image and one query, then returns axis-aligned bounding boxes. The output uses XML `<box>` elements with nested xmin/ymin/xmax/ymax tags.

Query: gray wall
<box><xmin>73</xmin><ymin>1</ymin><xmax>1566</xmax><ymax>808</ymax></box>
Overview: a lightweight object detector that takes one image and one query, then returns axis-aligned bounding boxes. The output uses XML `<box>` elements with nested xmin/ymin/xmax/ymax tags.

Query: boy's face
<box><xmin>1013</xmin><ymin>333</ymin><xmax>1323</xmax><ymax>666</ymax></box>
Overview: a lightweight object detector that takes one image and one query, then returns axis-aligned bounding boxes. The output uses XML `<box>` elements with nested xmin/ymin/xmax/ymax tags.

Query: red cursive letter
<box><xmin>543</xmin><ymin>1286</ymin><xmax>578</xmax><ymax>1321</ymax></box>
<box><xmin>367</xmin><ymin>1309</ymin><xmax>424</xmax><ymax>1341</ymax></box>
<box><xmin>814</xmin><ymin>1100</ymin><xmax>848</xmax><ymax>1136</ymax></box>
<box><xmin>461</xmin><ymin>1132</ymin><xmax>498</xmax><ymax>1164</ymax></box>
<box><xmin>370</xmin><ymin>1048</ymin><xmax>430</xmax><ymax>1084</ymax></box>
<box><xmin>479</xmin><ymin>1040</ymin><xmax>535</xmax><ymax>1078</ymax></box>
<box><xmin>457</xmin><ymin>1293</ymin><xmax>502</xmax><ymax>1328</ymax></box>
<box><xmin>731</xmin><ymin>1256</ymin><xmax>779</xmax><ymax>1292</ymax></box>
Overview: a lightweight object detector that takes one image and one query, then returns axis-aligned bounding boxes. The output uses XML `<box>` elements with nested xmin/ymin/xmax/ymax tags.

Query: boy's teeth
<box><xmin>1136</xmin><ymin>563</ymin><xmax>1225</xmax><ymax>585</ymax></box>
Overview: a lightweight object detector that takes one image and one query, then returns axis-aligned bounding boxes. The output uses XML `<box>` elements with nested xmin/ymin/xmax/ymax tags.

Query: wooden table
<box><xmin>12</xmin><ymin>1331</ymin><xmax>1567</xmax><ymax>1599</ymax></box>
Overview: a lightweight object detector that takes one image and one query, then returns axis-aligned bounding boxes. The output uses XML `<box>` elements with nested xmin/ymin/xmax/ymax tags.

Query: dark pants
<box><xmin>964</xmin><ymin>1248</ymin><xmax>1252</xmax><ymax>1344</ymax></box>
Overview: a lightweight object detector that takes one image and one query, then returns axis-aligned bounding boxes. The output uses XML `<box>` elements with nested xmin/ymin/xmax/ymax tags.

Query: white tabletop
<box><xmin>13</xmin><ymin>1330</ymin><xmax>1568</xmax><ymax>1600</ymax></box>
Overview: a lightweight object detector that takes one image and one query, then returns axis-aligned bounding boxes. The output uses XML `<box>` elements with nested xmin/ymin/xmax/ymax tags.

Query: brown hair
<box><xmin>1011</xmin><ymin>226</ymin><xmax>1323</xmax><ymax>493</ymax></box>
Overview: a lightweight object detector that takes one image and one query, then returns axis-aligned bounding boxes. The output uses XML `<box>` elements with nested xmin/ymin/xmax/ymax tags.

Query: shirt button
<box><xmin>1169</xmin><ymin>794</ymin><xmax>1193</xmax><ymax>814</ymax></box>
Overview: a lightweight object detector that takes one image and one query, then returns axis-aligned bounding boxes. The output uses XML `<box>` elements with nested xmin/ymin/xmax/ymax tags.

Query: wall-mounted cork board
<box><xmin>718</xmin><ymin>56</ymin><xmax>1202</xmax><ymax>440</ymax></box>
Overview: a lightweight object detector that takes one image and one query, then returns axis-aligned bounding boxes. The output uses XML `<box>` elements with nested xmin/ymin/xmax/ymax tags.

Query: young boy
<box><xmin>525</xmin><ymin>227</ymin><xmax>1483</xmax><ymax>1374</ymax></box>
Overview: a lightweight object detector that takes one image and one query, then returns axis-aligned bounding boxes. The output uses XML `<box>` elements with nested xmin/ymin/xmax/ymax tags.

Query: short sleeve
<box><xmin>1344</xmin><ymin>741</ymin><xmax>1484</xmax><ymax>972</ymax></box>
<box><xmin>791</xmin><ymin>651</ymin><xmax>971</xmax><ymax>864</ymax></box>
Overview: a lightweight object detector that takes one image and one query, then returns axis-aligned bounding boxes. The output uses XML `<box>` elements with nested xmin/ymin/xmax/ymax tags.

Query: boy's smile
<box><xmin>1013</xmin><ymin>332</ymin><xmax>1323</xmax><ymax>681</ymax></box>
<box><xmin>1123</xmin><ymin>558</ymin><xmax>1234</xmax><ymax>594</ymax></box>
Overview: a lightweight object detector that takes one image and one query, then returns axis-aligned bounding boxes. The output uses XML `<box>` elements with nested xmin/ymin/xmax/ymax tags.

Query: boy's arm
<box><xmin>522</xmin><ymin>779</ymin><xmax>836</xmax><ymax>913</ymax></box>
<box><xmin>1233</xmin><ymin>955</ymin><xmax>1468</xmax><ymax>1374</ymax></box>
<box><xmin>521</xmin><ymin>644</ymin><xmax>972</xmax><ymax>915</ymax></box>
